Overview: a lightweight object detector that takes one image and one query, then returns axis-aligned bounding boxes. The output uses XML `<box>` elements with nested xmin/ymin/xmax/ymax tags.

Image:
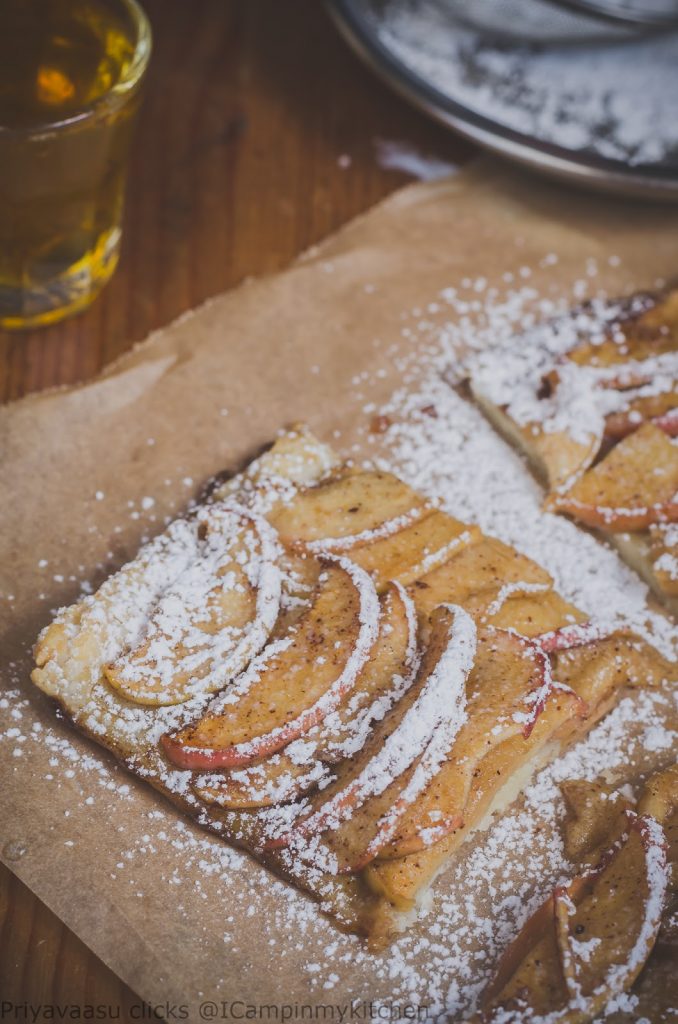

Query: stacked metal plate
<box><xmin>328</xmin><ymin>0</ymin><xmax>678</xmax><ymax>198</ymax></box>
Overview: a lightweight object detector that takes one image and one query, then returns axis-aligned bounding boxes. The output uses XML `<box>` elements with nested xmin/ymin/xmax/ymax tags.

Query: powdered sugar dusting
<box><xmin>369</xmin><ymin>0</ymin><xmax>678</xmax><ymax>168</ymax></box>
<box><xmin>287</xmin><ymin>606</ymin><xmax>475</xmax><ymax>868</ymax></box>
<box><xmin>4</xmin><ymin>254</ymin><xmax>677</xmax><ymax>1020</ymax></box>
<box><xmin>372</xmin><ymin>375</ymin><xmax>676</xmax><ymax>659</ymax></box>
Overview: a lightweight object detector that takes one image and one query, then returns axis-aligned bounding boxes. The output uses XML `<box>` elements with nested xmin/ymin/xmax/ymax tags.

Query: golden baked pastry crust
<box><xmin>31</xmin><ymin>427</ymin><xmax>675</xmax><ymax>942</ymax></box>
<box><xmin>468</xmin><ymin>288</ymin><xmax>678</xmax><ymax>616</ymax></box>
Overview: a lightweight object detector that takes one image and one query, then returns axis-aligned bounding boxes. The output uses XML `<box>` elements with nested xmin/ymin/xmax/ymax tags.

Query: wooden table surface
<box><xmin>0</xmin><ymin>0</ymin><xmax>474</xmax><ymax>1014</ymax></box>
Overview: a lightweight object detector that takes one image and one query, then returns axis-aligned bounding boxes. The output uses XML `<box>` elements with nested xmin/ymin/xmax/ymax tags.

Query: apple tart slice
<box><xmin>31</xmin><ymin>427</ymin><xmax>675</xmax><ymax>942</ymax></box>
<box><xmin>473</xmin><ymin>766</ymin><xmax>678</xmax><ymax>1023</ymax></box>
<box><xmin>467</xmin><ymin>287</ymin><xmax>678</xmax><ymax>615</ymax></box>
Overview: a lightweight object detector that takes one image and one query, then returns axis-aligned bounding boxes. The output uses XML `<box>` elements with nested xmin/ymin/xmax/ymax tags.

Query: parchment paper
<box><xmin>2</xmin><ymin>161</ymin><xmax>678</xmax><ymax>1017</ymax></box>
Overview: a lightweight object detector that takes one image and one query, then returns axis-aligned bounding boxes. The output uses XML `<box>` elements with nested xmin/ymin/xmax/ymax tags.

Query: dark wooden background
<box><xmin>0</xmin><ymin>0</ymin><xmax>474</xmax><ymax>1013</ymax></box>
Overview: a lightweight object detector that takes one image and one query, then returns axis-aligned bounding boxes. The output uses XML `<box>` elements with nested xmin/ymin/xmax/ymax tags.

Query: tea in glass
<box><xmin>0</xmin><ymin>0</ymin><xmax>151</xmax><ymax>329</ymax></box>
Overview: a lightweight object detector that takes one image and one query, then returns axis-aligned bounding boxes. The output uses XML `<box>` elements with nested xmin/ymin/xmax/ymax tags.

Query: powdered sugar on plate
<box><xmin>366</xmin><ymin>0</ymin><xmax>678</xmax><ymax>169</ymax></box>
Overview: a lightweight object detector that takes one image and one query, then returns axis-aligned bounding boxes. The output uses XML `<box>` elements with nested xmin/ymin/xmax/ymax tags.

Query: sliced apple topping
<box><xmin>639</xmin><ymin>764</ymin><xmax>678</xmax><ymax>883</ymax></box>
<box><xmin>526</xmin><ymin>423</ymin><xmax>603</xmax><ymax>494</ymax></box>
<box><xmin>604</xmin><ymin>396</ymin><xmax>678</xmax><ymax>442</ymax></box>
<box><xmin>346</xmin><ymin>514</ymin><xmax>479</xmax><ymax>590</ymax></box>
<box><xmin>649</xmin><ymin>523</ymin><xmax>678</xmax><ymax>596</ymax></box>
<box><xmin>192</xmin><ymin>755</ymin><xmax>332</xmax><ymax>811</ymax></box>
<box><xmin>536</xmin><ymin>621</ymin><xmax>612</xmax><ymax>655</ymax></box>
<box><xmin>161</xmin><ymin>555</ymin><xmax>379</xmax><ymax>769</ymax></box>
<box><xmin>410</xmin><ymin>536</ymin><xmax>553</xmax><ymax>635</ymax></box>
<box><xmin>104</xmin><ymin>506</ymin><xmax>282</xmax><ymax>706</ymax></box>
<box><xmin>268</xmin><ymin>465</ymin><xmax>479</xmax><ymax>591</ymax></box>
<box><xmin>593</xmin><ymin>351</ymin><xmax>678</xmax><ymax>393</ymax></box>
<box><xmin>271</xmin><ymin>605</ymin><xmax>475</xmax><ymax>873</ymax></box>
<box><xmin>477</xmin><ymin>812</ymin><xmax>669</xmax><ymax>1024</ymax></box>
<box><xmin>552</xmin><ymin>634</ymin><xmax>672</xmax><ymax>731</ymax></box>
<box><xmin>566</xmin><ymin>291</ymin><xmax>678</xmax><ymax>370</ymax></box>
<box><xmin>373</xmin><ymin>627</ymin><xmax>584</xmax><ymax>861</ymax></box>
<box><xmin>639</xmin><ymin>764</ymin><xmax>678</xmax><ymax>947</ymax></box>
<box><xmin>561</xmin><ymin>779</ymin><xmax>635</xmax><ymax>863</ymax></box>
<box><xmin>654</xmin><ymin>405</ymin><xmax>678</xmax><ymax>437</ymax></box>
<box><xmin>192</xmin><ymin>582</ymin><xmax>418</xmax><ymax>809</ymax></box>
<box><xmin>503</xmin><ymin>631</ymin><xmax>585</xmax><ymax>740</ymax></box>
<box><xmin>365</xmin><ymin>691</ymin><xmax>580</xmax><ymax>912</ymax></box>
<box><xmin>547</xmin><ymin>422</ymin><xmax>678</xmax><ymax>531</ymax></box>
<box><xmin>269</xmin><ymin>469</ymin><xmax>427</xmax><ymax>545</ymax></box>
<box><xmin>639</xmin><ymin>764</ymin><xmax>678</xmax><ymax>837</ymax></box>
<box><xmin>312</xmin><ymin>581</ymin><xmax>419</xmax><ymax>763</ymax></box>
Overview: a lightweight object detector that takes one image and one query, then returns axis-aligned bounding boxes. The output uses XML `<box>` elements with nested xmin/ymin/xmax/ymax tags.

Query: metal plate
<box><xmin>327</xmin><ymin>0</ymin><xmax>678</xmax><ymax>200</ymax></box>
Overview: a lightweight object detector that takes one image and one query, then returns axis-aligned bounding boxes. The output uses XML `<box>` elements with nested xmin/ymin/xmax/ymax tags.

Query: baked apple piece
<box><xmin>365</xmin><ymin>691</ymin><xmax>581</xmax><ymax>913</ymax></box>
<box><xmin>560</xmin><ymin>778</ymin><xmax>634</xmax><ymax>863</ymax></box>
<box><xmin>192</xmin><ymin>582</ymin><xmax>418</xmax><ymax>809</ymax></box>
<box><xmin>546</xmin><ymin>422</ymin><xmax>678</xmax><ymax>531</ymax></box>
<box><xmin>551</xmin><ymin>632</ymin><xmax>673</xmax><ymax>727</ymax></box>
<box><xmin>363</xmin><ymin>625</ymin><xmax>652</xmax><ymax>912</ymax></box>
<box><xmin>271</xmin><ymin>604</ymin><xmax>475</xmax><ymax>873</ymax></box>
<box><xmin>649</xmin><ymin>523</ymin><xmax>678</xmax><ymax>596</ymax></box>
<box><xmin>523</xmin><ymin>422</ymin><xmax>603</xmax><ymax>494</ymax></box>
<box><xmin>638</xmin><ymin>763</ymin><xmax>678</xmax><ymax>947</ymax></box>
<box><xmin>410</xmin><ymin>536</ymin><xmax>554</xmax><ymax>633</ymax></box>
<box><xmin>466</xmin><ymin>289</ymin><xmax>678</xmax><ymax>614</ymax></box>
<box><xmin>372</xmin><ymin>626</ymin><xmax>586</xmax><ymax>861</ymax></box>
<box><xmin>270</xmin><ymin>466</ymin><xmax>478</xmax><ymax>589</ymax></box>
<box><xmin>104</xmin><ymin>507</ymin><xmax>281</xmax><ymax>706</ymax></box>
<box><xmin>269</xmin><ymin>469</ymin><xmax>428</xmax><ymax>545</ymax></box>
<box><xmin>603</xmin><ymin>394</ymin><xmax>678</xmax><ymax>442</ymax></box>
<box><xmin>565</xmin><ymin>289</ymin><xmax>678</xmax><ymax>372</ymax></box>
<box><xmin>344</xmin><ymin>512</ymin><xmax>479</xmax><ymax>589</ymax></box>
<box><xmin>475</xmin><ymin>812</ymin><xmax>669</xmax><ymax>1024</ymax></box>
<box><xmin>161</xmin><ymin>555</ymin><xmax>379</xmax><ymax>769</ymax></box>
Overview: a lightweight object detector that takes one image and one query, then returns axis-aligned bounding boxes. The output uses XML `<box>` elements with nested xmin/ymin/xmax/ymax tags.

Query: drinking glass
<box><xmin>0</xmin><ymin>0</ymin><xmax>151</xmax><ymax>329</ymax></box>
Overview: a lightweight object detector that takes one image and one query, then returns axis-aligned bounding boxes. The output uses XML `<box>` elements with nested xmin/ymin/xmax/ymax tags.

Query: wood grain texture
<box><xmin>0</xmin><ymin>0</ymin><xmax>474</xmax><ymax>1010</ymax></box>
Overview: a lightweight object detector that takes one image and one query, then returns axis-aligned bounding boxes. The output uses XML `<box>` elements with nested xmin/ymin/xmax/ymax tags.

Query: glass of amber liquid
<box><xmin>0</xmin><ymin>0</ymin><xmax>151</xmax><ymax>329</ymax></box>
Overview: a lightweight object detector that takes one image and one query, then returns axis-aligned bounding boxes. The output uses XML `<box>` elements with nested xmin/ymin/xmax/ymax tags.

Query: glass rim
<box><xmin>0</xmin><ymin>0</ymin><xmax>152</xmax><ymax>137</ymax></box>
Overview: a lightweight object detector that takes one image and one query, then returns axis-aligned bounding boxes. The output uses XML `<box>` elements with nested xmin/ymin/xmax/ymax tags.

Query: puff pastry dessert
<box><xmin>31</xmin><ymin>427</ymin><xmax>674</xmax><ymax>943</ymax></box>
<box><xmin>466</xmin><ymin>288</ymin><xmax>678</xmax><ymax>616</ymax></box>
<box><xmin>474</xmin><ymin>765</ymin><xmax>677</xmax><ymax>1023</ymax></box>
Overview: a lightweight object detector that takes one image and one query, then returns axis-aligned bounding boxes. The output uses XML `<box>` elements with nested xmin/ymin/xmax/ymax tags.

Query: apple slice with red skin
<box><xmin>266</xmin><ymin>604</ymin><xmax>475</xmax><ymax>873</ymax></box>
<box><xmin>604</xmin><ymin>400</ymin><xmax>678</xmax><ymax>442</ymax></box>
<box><xmin>654</xmin><ymin>406</ymin><xmax>678</xmax><ymax>437</ymax></box>
<box><xmin>476</xmin><ymin>811</ymin><xmax>669</xmax><ymax>1024</ymax></box>
<box><xmin>374</xmin><ymin>626</ymin><xmax>565</xmax><ymax>860</ymax></box>
<box><xmin>161</xmin><ymin>555</ymin><xmax>379</xmax><ymax>770</ymax></box>
<box><xmin>505</xmin><ymin>627</ymin><xmax>590</xmax><ymax>738</ymax></box>
<box><xmin>364</xmin><ymin>693</ymin><xmax>583</xmax><ymax>911</ymax></box>
<box><xmin>105</xmin><ymin>507</ymin><xmax>281</xmax><ymax>707</ymax></box>
<box><xmin>546</xmin><ymin>423</ymin><xmax>678</xmax><ymax>532</ymax></box>
<box><xmin>536</xmin><ymin>621</ymin><xmax>612</xmax><ymax>656</ymax></box>
<box><xmin>373</xmin><ymin>627</ymin><xmax>586</xmax><ymax>861</ymax></box>
<box><xmin>191</xmin><ymin>582</ymin><xmax>418</xmax><ymax>809</ymax></box>
<box><xmin>550</xmin><ymin>497</ymin><xmax>678</xmax><ymax>532</ymax></box>
<box><xmin>192</xmin><ymin>755</ymin><xmax>331</xmax><ymax>810</ymax></box>
<box><xmin>369</xmin><ymin>621</ymin><xmax>598</xmax><ymax>863</ymax></box>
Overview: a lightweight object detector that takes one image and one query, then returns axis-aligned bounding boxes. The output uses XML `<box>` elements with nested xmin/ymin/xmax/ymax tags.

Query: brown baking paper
<box><xmin>1</xmin><ymin>161</ymin><xmax>678</xmax><ymax>1019</ymax></box>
